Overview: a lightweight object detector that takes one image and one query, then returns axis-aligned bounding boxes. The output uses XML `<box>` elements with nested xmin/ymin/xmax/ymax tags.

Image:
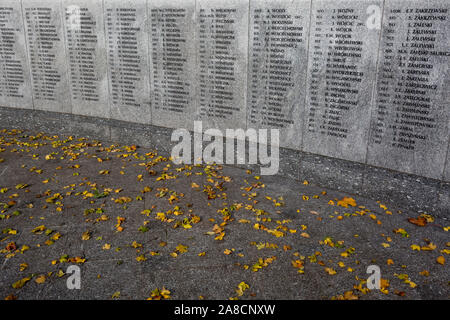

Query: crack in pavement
<box><xmin>0</xmin><ymin>166</ymin><xmax>8</xmax><ymax>177</ymax></box>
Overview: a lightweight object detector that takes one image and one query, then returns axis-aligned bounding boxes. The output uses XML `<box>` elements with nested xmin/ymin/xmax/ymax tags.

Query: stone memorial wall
<box><xmin>0</xmin><ymin>0</ymin><xmax>449</xmax><ymax>183</ymax></box>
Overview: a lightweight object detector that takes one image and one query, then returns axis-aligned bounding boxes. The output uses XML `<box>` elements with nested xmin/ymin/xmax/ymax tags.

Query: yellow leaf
<box><xmin>32</xmin><ymin>225</ymin><xmax>46</xmax><ymax>234</ymax></box>
<box><xmin>419</xmin><ymin>270</ymin><xmax>429</xmax><ymax>277</ymax></box>
<box><xmin>35</xmin><ymin>275</ymin><xmax>46</xmax><ymax>284</ymax></box>
<box><xmin>103</xmin><ymin>243</ymin><xmax>111</xmax><ymax>250</ymax></box>
<box><xmin>236</xmin><ymin>282</ymin><xmax>249</xmax><ymax>297</ymax></box>
<box><xmin>343</xmin><ymin>291</ymin><xmax>359</xmax><ymax>300</ymax></box>
<box><xmin>12</xmin><ymin>277</ymin><xmax>31</xmax><ymax>289</ymax></box>
<box><xmin>215</xmin><ymin>232</ymin><xmax>225</xmax><ymax>241</ymax></box>
<box><xmin>224</xmin><ymin>249</ymin><xmax>232</xmax><ymax>255</ymax></box>
<box><xmin>300</xmin><ymin>232</ymin><xmax>310</xmax><ymax>238</ymax></box>
<box><xmin>421</xmin><ymin>242</ymin><xmax>436</xmax><ymax>251</ymax></box>
<box><xmin>131</xmin><ymin>241</ymin><xmax>142</xmax><ymax>249</ymax></box>
<box><xmin>325</xmin><ymin>267</ymin><xmax>337</xmax><ymax>275</ymax></box>
<box><xmin>176</xmin><ymin>244</ymin><xmax>188</xmax><ymax>253</ymax></box>
<box><xmin>436</xmin><ymin>256</ymin><xmax>445</xmax><ymax>265</ymax></box>
<box><xmin>136</xmin><ymin>255</ymin><xmax>147</xmax><ymax>262</ymax></box>
<box><xmin>81</xmin><ymin>231</ymin><xmax>91</xmax><ymax>241</ymax></box>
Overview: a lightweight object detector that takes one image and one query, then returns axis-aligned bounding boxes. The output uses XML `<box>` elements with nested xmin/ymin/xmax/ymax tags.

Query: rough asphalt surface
<box><xmin>0</xmin><ymin>128</ymin><xmax>448</xmax><ymax>300</ymax></box>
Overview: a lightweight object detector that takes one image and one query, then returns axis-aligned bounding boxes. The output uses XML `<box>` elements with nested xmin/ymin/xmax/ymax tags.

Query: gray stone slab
<box><xmin>0</xmin><ymin>1</ymin><xmax>33</xmax><ymax>110</ymax></box>
<box><xmin>367</xmin><ymin>0</ymin><xmax>450</xmax><ymax>180</ymax></box>
<box><xmin>104</xmin><ymin>0</ymin><xmax>151</xmax><ymax>124</ymax></box>
<box><xmin>299</xmin><ymin>152</ymin><xmax>366</xmax><ymax>195</ymax></box>
<box><xmin>149</xmin><ymin>0</ymin><xmax>197</xmax><ymax>131</ymax></box>
<box><xmin>195</xmin><ymin>0</ymin><xmax>249</xmax><ymax>132</ymax></box>
<box><xmin>22</xmin><ymin>0</ymin><xmax>71</xmax><ymax>113</ymax></box>
<box><xmin>247</xmin><ymin>0</ymin><xmax>311</xmax><ymax>150</ymax></box>
<box><xmin>302</xmin><ymin>0</ymin><xmax>382</xmax><ymax>162</ymax></box>
<box><xmin>362</xmin><ymin>165</ymin><xmax>443</xmax><ymax>216</ymax></box>
<box><xmin>62</xmin><ymin>0</ymin><xmax>109</xmax><ymax>118</ymax></box>
<box><xmin>109</xmin><ymin>118</ymin><xmax>173</xmax><ymax>153</ymax></box>
<box><xmin>0</xmin><ymin>106</ymin><xmax>34</xmax><ymax>130</ymax></box>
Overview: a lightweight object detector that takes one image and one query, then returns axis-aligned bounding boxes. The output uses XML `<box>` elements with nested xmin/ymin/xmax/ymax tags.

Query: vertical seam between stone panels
<box><xmin>300</xmin><ymin>0</ymin><xmax>313</xmax><ymax>152</ymax></box>
<box><xmin>192</xmin><ymin>0</ymin><xmax>198</xmax><ymax>131</ymax></box>
<box><xmin>104</xmin><ymin>0</ymin><xmax>112</xmax><ymax>121</ymax></box>
<box><xmin>193</xmin><ymin>0</ymin><xmax>199</xmax><ymax>130</ymax></box>
<box><xmin>364</xmin><ymin>0</ymin><xmax>385</xmax><ymax>166</ymax></box>
<box><xmin>362</xmin><ymin>0</ymin><xmax>386</xmax><ymax>190</ymax></box>
<box><xmin>20</xmin><ymin>0</ymin><xmax>35</xmax><ymax>111</ymax></box>
<box><xmin>101</xmin><ymin>0</ymin><xmax>112</xmax><ymax>140</ymax></box>
<box><xmin>245</xmin><ymin>0</ymin><xmax>251</xmax><ymax>132</ymax></box>
<box><xmin>61</xmin><ymin>0</ymin><xmax>73</xmax><ymax>115</ymax></box>
<box><xmin>443</xmin><ymin>136</ymin><xmax>450</xmax><ymax>181</ymax></box>
<box><xmin>59</xmin><ymin>0</ymin><xmax>72</xmax><ymax>115</ymax></box>
<box><xmin>146</xmin><ymin>0</ymin><xmax>152</xmax><ymax>126</ymax></box>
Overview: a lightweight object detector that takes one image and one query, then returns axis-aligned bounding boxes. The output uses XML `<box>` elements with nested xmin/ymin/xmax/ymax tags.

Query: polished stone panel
<box><xmin>248</xmin><ymin>0</ymin><xmax>311</xmax><ymax>150</ymax></box>
<box><xmin>0</xmin><ymin>0</ymin><xmax>33</xmax><ymax>110</ymax></box>
<box><xmin>367</xmin><ymin>0</ymin><xmax>450</xmax><ymax>180</ymax></box>
<box><xmin>195</xmin><ymin>0</ymin><xmax>249</xmax><ymax>132</ymax></box>
<box><xmin>62</xmin><ymin>0</ymin><xmax>109</xmax><ymax>118</ymax></box>
<box><xmin>104</xmin><ymin>0</ymin><xmax>151</xmax><ymax>124</ymax></box>
<box><xmin>303</xmin><ymin>0</ymin><xmax>382</xmax><ymax>162</ymax></box>
<box><xmin>149</xmin><ymin>0</ymin><xmax>197</xmax><ymax>131</ymax></box>
<box><xmin>23</xmin><ymin>0</ymin><xmax>71</xmax><ymax>113</ymax></box>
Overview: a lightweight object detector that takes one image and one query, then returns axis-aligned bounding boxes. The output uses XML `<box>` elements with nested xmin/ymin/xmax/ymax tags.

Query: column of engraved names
<box><xmin>150</xmin><ymin>8</ymin><xmax>189</xmax><ymax>113</ymax></box>
<box><xmin>249</xmin><ymin>7</ymin><xmax>304</xmax><ymax>127</ymax></box>
<box><xmin>307</xmin><ymin>8</ymin><xmax>364</xmax><ymax>139</ymax></box>
<box><xmin>65</xmin><ymin>6</ymin><xmax>99</xmax><ymax>102</ymax></box>
<box><xmin>198</xmin><ymin>8</ymin><xmax>238</xmax><ymax>119</ymax></box>
<box><xmin>24</xmin><ymin>7</ymin><xmax>61</xmax><ymax>101</ymax></box>
<box><xmin>372</xmin><ymin>7</ymin><xmax>448</xmax><ymax>150</ymax></box>
<box><xmin>0</xmin><ymin>7</ymin><xmax>26</xmax><ymax>100</ymax></box>
<box><xmin>105</xmin><ymin>7</ymin><xmax>141</xmax><ymax>107</ymax></box>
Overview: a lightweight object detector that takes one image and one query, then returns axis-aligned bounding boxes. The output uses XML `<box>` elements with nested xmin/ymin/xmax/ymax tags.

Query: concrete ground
<box><xmin>0</xmin><ymin>128</ymin><xmax>448</xmax><ymax>300</ymax></box>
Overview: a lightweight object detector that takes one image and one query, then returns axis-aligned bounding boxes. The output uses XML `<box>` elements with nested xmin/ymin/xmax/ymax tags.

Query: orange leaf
<box><xmin>407</xmin><ymin>217</ymin><xmax>427</xmax><ymax>227</ymax></box>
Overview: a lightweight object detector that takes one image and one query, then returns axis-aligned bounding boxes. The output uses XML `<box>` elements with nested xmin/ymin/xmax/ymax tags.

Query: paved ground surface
<box><xmin>0</xmin><ymin>128</ymin><xmax>448</xmax><ymax>300</ymax></box>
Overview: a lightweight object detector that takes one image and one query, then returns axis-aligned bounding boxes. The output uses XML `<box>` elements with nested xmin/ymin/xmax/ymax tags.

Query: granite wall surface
<box><xmin>0</xmin><ymin>0</ymin><xmax>449</xmax><ymax>183</ymax></box>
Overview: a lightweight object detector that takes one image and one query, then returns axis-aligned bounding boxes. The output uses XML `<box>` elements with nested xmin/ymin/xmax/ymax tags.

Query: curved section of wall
<box><xmin>0</xmin><ymin>0</ymin><xmax>449</xmax><ymax>182</ymax></box>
